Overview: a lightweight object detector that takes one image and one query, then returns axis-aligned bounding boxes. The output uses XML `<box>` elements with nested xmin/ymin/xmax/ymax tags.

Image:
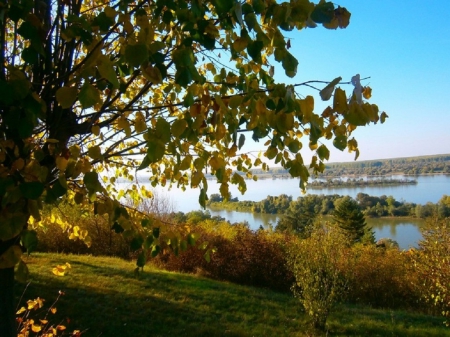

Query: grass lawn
<box><xmin>14</xmin><ymin>253</ymin><xmax>450</xmax><ymax>336</ymax></box>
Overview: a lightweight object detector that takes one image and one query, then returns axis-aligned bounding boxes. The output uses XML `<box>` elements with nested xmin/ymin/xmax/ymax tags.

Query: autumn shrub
<box><xmin>34</xmin><ymin>203</ymin><xmax>131</xmax><ymax>259</ymax></box>
<box><xmin>342</xmin><ymin>244</ymin><xmax>420</xmax><ymax>309</ymax></box>
<box><xmin>153</xmin><ymin>223</ymin><xmax>294</xmax><ymax>292</ymax></box>
<box><xmin>286</xmin><ymin>224</ymin><xmax>350</xmax><ymax>331</ymax></box>
<box><xmin>409</xmin><ymin>218</ymin><xmax>450</xmax><ymax>325</ymax></box>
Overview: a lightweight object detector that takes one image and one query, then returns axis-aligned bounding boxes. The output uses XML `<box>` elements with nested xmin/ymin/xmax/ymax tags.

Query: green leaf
<box><xmin>79</xmin><ymin>83</ymin><xmax>101</xmax><ymax>109</ymax></box>
<box><xmin>204</xmin><ymin>250</ymin><xmax>211</xmax><ymax>263</ymax></box>
<box><xmin>21</xmin><ymin>230</ymin><xmax>38</xmax><ymax>254</ymax></box>
<box><xmin>22</xmin><ymin>47</ymin><xmax>39</xmax><ymax>64</ymax></box>
<box><xmin>171</xmin><ymin>119</ymin><xmax>188</xmax><ymax>138</ymax></box>
<box><xmin>56</xmin><ymin>87</ymin><xmax>78</xmax><ymax>109</ymax></box>
<box><xmin>282</xmin><ymin>51</ymin><xmax>298</xmax><ymax>78</ymax></box>
<box><xmin>238</xmin><ymin>134</ymin><xmax>245</xmax><ymax>150</ymax></box>
<box><xmin>136</xmin><ymin>251</ymin><xmax>146</xmax><ymax>267</ymax></box>
<box><xmin>0</xmin><ymin>80</ymin><xmax>14</xmax><ymax>105</ymax></box>
<box><xmin>15</xmin><ymin>260</ymin><xmax>29</xmax><ymax>283</ymax></box>
<box><xmin>17</xmin><ymin>21</ymin><xmax>39</xmax><ymax>41</ymax></box>
<box><xmin>146</xmin><ymin>139</ymin><xmax>165</xmax><ymax>163</ymax></box>
<box><xmin>97</xmin><ymin>55</ymin><xmax>120</xmax><ymax>89</ymax></box>
<box><xmin>84</xmin><ymin>171</ymin><xmax>101</xmax><ymax>194</ymax></box>
<box><xmin>45</xmin><ymin>180</ymin><xmax>67</xmax><ymax>203</ymax></box>
<box><xmin>212</xmin><ymin>0</ymin><xmax>233</xmax><ymax>15</ymax></box>
<box><xmin>333</xmin><ymin>135</ymin><xmax>347</xmax><ymax>151</ymax></box>
<box><xmin>311</xmin><ymin>1</ymin><xmax>335</xmax><ymax>24</ymax></box>
<box><xmin>112</xmin><ymin>222</ymin><xmax>124</xmax><ymax>233</ymax></box>
<box><xmin>317</xmin><ymin>144</ymin><xmax>330</xmax><ymax>161</ymax></box>
<box><xmin>199</xmin><ymin>188</ymin><xmax>207</xmax><ymax>209</ymax></box>
<box><xmin>151</xmin><ymin>245</ymin><xmax>161</xmax><ymax>257</ymax></box>
<box><xmin>93</xmin><ymin>12</ymin><xmax>115</xmax><ymax>31</ymax></box>
<box><xmin>156</xmin><ymin>118</ymin><xmax>171</xmax><ymax>142</ymax></box>
<box><xmin>0</xmin><ymin>245</ymin><xmax>22</xmax><ymax>268</ymax></box>
<box><xmin>175</xmin><ymin>66</ymin><xmax>192</xmax><ymax>87</ymax></box>
<box><xmin>247</xmin><ymin>40</ymin><xmax>263</xmax><ymax>64</ymax></box>
<box><xmin>0</xmin><ymin>214</ymin><xmax>26</xmax><ymax>241</ymax></box>
<box><xmin>130</xmin><ymin>236</ymin><xmax>144</xmax><ymax>251</ymax></box>
<box><xmin>180</xmin><ymin>240</ymin><xmax>188</xmax><ymax>251</ymax></box>
<box><xmin>153</xmin><ymin>227</ymin><xmax>160</xmax><ymax>238</ymax></box>
<box><xmin>125</xmin><ymin>43</ymin><xmax>149</xmax><ymax>68</ymax></box>
<box><xmin>244</xmin><ymin>12</ymin><xmax>258</xmax><ymax>31</ymax></box>
<box><xmin>137</xmin><ymin>154</ymin><xmax>152</xmax><ymax>171</ymax></box>
<box><xmin>187</xmin><ymin>233</ymin><xmax>198</xmax><ymax>246</ymax></box>
<box><xmin>19</xmin><ymin>181</ymin><xmax>44</xmax><ymax>200</ymax></box>
<box><xmin>288</xmin><ymin>139</ymin><xmax>301</xmax><ymax>153</ymax></box>
<box><xmin>319</xmin><ymin>77</ymin><xmax>342</xmax><ymax>101</ymax></box>
<box><xmin>141</xmin><ymin>218</ymin><xmax>152</xmax><ymax>228</ymax></box>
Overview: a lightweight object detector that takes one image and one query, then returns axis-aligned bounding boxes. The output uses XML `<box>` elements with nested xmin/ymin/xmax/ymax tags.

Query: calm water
<box><xmin>124</xmin><ymin>174</ymin><xmax>449</xmax><ymax>249</ymax></box>
<box><xmin>151</xmin><ymin>174</ymin><xmax>450</xmax><ymax>213</ymax></box>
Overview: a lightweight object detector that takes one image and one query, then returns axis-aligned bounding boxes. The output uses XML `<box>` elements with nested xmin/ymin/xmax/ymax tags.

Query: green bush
<box><xmin>287</xmin><ymin>224</ymin><xmax>350</xmax><ymax>331</ymax></box>
<box><xmin>410</xmin><ymin>218</ymin><xmax>450</xmax><ymax>325</ymax></box>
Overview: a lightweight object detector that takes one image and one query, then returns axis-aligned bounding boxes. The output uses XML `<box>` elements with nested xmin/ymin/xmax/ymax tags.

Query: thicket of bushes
<box><xmin>34</xmin><ymin>203</ymin><xmax>132</xmax><ymax>259</ymax></box>
<box><xmin>34</xmin><ymin>203</ymin><xmax>450</xmax><ymax>328</ymax></box>
<box><xmin>153</xmin><ymin>224</ymin><xmax>295</xmax><ymax>292</ymax></box>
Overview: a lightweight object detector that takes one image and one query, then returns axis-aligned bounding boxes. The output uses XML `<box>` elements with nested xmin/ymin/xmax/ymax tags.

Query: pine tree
<box><xmin>333</xmin><ymin>197</ymin><xmax>374</xmax><ymax>244</ymax></box>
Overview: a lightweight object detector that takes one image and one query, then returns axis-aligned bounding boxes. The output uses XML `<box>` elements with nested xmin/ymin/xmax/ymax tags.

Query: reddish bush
<box><xmin>153</xmin><ymin>225</ymin><xmax>294</xmax><ymax>292</ymax></box>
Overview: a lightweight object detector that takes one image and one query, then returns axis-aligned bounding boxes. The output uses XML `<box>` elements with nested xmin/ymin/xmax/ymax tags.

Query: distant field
<box><xmin>15</xmin><ymin>253</ymin><xmax>450</xmax><ymax>336</ymax></box>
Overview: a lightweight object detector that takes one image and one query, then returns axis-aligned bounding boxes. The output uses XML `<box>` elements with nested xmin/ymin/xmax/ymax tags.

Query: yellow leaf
<box><xmin>104</xmin><ymin>6</ymin><xmax>117</xmax><ymax>18</ymax></box>
<box><xmin>333</xmin><ymin>87</ymin><xmax>348</xmax><ymax>113</ymax></box>
<box><xmin>117</xmin><ymin>117</ymin><xmax>130</xmax><ymax>130</ymax></box>
<box><xmin>56</xmin><ymin>325</ymin><xmax>66</xmax><ymax>331</ymax></box>
<box><xmin>52</xmin><ymin>264</ymin><xmax>69</xmax><ymax>276</ymax></box>
<box><xmin>16</xmin><ymin>307</ymin><xmax>26</xmax><ymax>315</ymax></box>
<box><xmin>50</xmin><ymin>307</ymin><xmax>57</xmax><ymax>314</ymax></box>
<box><xmin>31</xmin><ymin>324</ymin><xmax>42</xmax><ymax>333</ymax></box>
<box><xmin>171</xmin><ymin>119</ymin><xmax>188</xmax><ymax>137</ymax></box>
<box><xmin>233</xmin><ymin>37</ymin><xmax>248</xmax><ymax>52</ymax></box>
<box><xmin>228</xmin><ymin>95</ymin><xmax>243</xmax><ymax>109</ymax></box>
<box><xmin>92</xmin><ymin>125</ymin><xmax>100</xmax><ymax>136</ymax></box>
<box><xmin>69</xmin><ymin>144</ymin><xmax>81</xmax><ymax>159</ymax></box>
<box><xmin>123</xmin><ymin>20</ymin><xmax>133</xmax><ymax>33</ymax></box>
<box><xmin>12</xmin><ymin>158</ymin><xmax>25</xmax><ymax>170</ymax></box>
<box><xmin>215</xmin><ymin>124</ymin><xmax>227</xmax><ymax>141</ymax></box>
<box><xmin>88</xmin><ymin>146</ymin><xmax>102</xmax><ymax>160</ymax></box>
<box><xmin>27</xmin><ymin>300</ymin><xmax>37</xmax><ymax>310</ymax></box>
<box><xmin>299</xmin><ymin>96</ymin><xmax>314</xmax><ymax>122</ymax></box>
<box><xmin>363</xmin><ymin>86</ymin><xmax>372</xmax><ymax>99</ymax></box>
<box><xmin>55</xmin><ymin>157</ymin><xmax>68</xmax><ymax>172</ymax></box>
<box><xmin>191</xmin><ymin>171</ymin><xmax>203</xmax><ymax>187</ymax></box>
<box><xmin>134</xmin><ymin>112</ymin><xmax>147</xmax><ymax>133</ymax></box>
<box><xmin>56</xmin><ymin>87</ymin><xmax>78</xmax><ymax>109</ymax></box>
<box><xmin>142</xmin><ymin>65</ymin><xmax>162</xmax><ymax>84</ymax></box>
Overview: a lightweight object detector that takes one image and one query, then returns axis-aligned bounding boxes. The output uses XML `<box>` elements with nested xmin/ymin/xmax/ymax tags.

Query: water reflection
<box><xmin>207</xmin><ymin>208</ymin><xmax>424</xmax><ymax>250</ymax></box>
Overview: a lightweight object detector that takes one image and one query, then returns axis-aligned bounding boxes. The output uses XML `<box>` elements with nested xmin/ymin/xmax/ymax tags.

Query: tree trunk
<box><xmin>0</xmin><ymin>267</ymin><xmax>15</xmax><ymax>337</ymax></box>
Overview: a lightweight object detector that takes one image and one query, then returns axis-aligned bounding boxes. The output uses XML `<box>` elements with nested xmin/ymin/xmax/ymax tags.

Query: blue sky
<box><xmin>244</xmin><ymin>1</ymin><xmax>450</xmax><ymax>163</ymax></box>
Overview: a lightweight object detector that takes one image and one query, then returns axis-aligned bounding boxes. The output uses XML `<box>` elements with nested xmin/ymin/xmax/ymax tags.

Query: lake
<box><xmin>123</xmin><ymin>174</ymin><xmax>449</xmax><ymax>249</ymax></box>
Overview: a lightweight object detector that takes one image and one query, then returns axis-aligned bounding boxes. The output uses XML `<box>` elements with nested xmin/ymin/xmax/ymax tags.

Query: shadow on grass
<box><xmin>14</xmin><ymin>254</ymin><xmax>305</xmax><ymax>336</ymax></box>
<box><xmin>14</xmin><ymin>254</ymin><xmax>450</xmax><ymax>337</ymax></box>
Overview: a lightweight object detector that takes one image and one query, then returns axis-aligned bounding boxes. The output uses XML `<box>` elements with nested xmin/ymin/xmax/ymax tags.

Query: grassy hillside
<box><xmin>14</xmin><ymin>253</ymin><xmax>449</xmax><ymax>336</ymax></box>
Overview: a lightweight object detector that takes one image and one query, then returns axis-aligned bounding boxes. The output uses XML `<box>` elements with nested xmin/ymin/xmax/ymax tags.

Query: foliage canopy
<box><xmin>0</xmin><ymin>0</ymin><xmax>386</xmax><ymax>334</ymax></box>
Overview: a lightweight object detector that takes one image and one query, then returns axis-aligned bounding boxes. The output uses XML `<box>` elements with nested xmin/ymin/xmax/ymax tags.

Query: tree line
<box><xmin>208</xmin><ymin>192</ymin><xmax>450</xmax><ymax>220</ymax></box>
<box><xmin>248</xmin><ymin>154</ymin><xmax>450</xmax><ymax>178</ymax></box>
